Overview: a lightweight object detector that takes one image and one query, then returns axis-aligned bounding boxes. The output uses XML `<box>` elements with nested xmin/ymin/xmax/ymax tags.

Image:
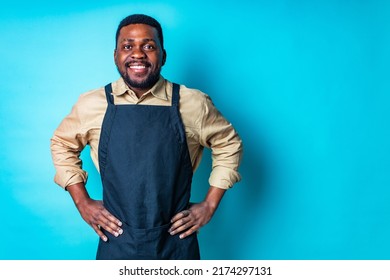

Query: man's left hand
<box><xmin>169</xmin><ymin>202</ymin><xmax>213</xmax><ymax>239</ymax></box>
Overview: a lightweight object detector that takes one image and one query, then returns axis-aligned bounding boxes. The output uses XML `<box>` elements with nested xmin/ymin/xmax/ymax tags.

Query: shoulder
<box><xmin>77</xmin><ymin>85</ymin><xmax>106</xmax><ymax>104</ymax></box>
<box><xmin>74</xmin><ymin>85</ymin><xmax>107</xmax><ymax>113</ymax></box>
<box><xmin>67</xmin><ymin>84</ymin><xmax>108</xmax><ymax>128</ymax></box>
<box><xmin>177</xmin><ymin>83</ymin><xmax>219</xmax><ymax>116</ymax></box>
<box><xmin>178</xmin><ymin>84</ymin><xmax>211</xmax><ymax>106</ymax></box>
<box><xmin>173</xmin><ymin>83</ymin><xmax>215</xmax><ymax>129</ymax></box>
<box><xmin>177</xmin><ymin>84</ymin><xmax>214</xmax><ymax>117</ymax></box>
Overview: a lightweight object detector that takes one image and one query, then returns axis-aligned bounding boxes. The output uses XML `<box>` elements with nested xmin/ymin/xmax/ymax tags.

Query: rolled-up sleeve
<box><xmin>200</xmin><ymin>96</ymin><xmax>243</xmax><ymax>189</ymax></box>
<box><xmin>50</xmin><ymin>100</ymin><xmax>89</xmax><ymax>189</ymax></box>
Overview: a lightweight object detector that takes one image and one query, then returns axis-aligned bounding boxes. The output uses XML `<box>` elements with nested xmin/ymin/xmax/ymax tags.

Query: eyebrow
<box><xmin>121</xmin><ymin>38</ymin><xmax>156</xmax><ymax>43</ymax></box>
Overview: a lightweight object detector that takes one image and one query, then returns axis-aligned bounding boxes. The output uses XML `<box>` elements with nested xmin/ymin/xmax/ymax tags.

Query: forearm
<box><xmin>202</xmin><ymin>185</ymin><xmax>226</xmax><ymax>215</ymax></box>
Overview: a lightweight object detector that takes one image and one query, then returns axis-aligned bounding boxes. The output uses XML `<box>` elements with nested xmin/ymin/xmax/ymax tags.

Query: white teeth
<box><xmin>129</xmin><ymin>65</ymin><xmax>146</xmax><ymax>69</ymax></box>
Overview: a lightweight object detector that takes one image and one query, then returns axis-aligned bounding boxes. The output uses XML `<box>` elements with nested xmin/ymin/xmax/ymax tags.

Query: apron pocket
<box><xmin>97</xmin><ymin>222</ymin><xmax>200</xmax><ymax>260</ymax></box>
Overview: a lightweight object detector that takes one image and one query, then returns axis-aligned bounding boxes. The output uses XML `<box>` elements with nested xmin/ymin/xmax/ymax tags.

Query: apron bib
<box><xmin>96</xmin><ymin>83</ymin><xmax>200</xmax><ymax>260</ymax></box>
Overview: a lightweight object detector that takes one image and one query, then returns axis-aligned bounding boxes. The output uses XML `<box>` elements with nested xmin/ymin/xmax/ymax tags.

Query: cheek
<box><xmin>153</xmin><ymin>56</ymin><xmax>164</xmax><ymax>68</ymax></box>
<box><xmin>114</xmin><ymin>55</ymin><xmax>120</xmax><ymax>68</ymax></box>
<box><xmin>115</xmin><ymin>52</ymin><xmax>126</xmax><ymax>64</ymax></box>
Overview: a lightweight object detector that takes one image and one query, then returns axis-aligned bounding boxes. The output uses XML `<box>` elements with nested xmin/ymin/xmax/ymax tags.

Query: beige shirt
<box><xmin>50</xmin><ymin>76</ymin><xmax>242</xmax><ymax>190</ymax></box>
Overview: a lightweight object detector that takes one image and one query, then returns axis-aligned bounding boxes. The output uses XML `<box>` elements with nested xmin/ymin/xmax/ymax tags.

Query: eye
<box><xmin>123</xmin><ymin>44</ymin><xmax>132</xmax><ymax>50</ymax></box>
<box><xmin>143</xmin><ymin>44</ymin><xmax>155</xmax><ymax>50</ymax></box>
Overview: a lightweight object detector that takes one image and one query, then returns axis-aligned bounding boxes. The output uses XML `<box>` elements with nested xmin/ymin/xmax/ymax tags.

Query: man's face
<box><xmin>114</xmin><ymin>24</ymin><xmax>166</xmax><ymax>94</ymax></box>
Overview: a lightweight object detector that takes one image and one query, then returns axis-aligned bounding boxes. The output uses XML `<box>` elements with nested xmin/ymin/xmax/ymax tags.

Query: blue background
<box><xmin>1</xmin><ymin>0</ymin><xmax>390</xmax><ymax>259</ymax></box>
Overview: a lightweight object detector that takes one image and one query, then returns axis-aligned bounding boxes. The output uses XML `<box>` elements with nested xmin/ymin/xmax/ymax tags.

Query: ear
<box><xmin>162</xmin><ymin>49</ymin><xmax>167</xmax><ymax>66</ymax></box>
<box><xmin>114</xmin><ymin>49</ymin><xmax>118</xmax><ymax>65</ymax></box>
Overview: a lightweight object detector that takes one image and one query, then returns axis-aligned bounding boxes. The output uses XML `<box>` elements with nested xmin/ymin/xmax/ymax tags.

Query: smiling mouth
<box><xmin>125</xmin><ymin>63</ymin><xmax>150</xmax><ymax>75</ymax></box>
<box><xmin>125</xmin><ymin>61</ymin><xmax>151</xmax><ymax>68</ymax></box>
<box><xmin>129</xmin><ymin>65</ymin><xmax>146</xmax><ymax>69</ymax></box>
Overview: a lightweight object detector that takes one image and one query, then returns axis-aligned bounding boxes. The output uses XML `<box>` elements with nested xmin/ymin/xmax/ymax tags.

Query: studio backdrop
<box><xmin>1</xmin><ymin>0</ymin><xmax>390</xmax><ymax>259</ymax></box>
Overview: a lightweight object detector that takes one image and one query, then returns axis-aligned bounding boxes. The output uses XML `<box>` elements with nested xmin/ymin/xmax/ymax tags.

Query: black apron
<box><xmin>96</xmin><ymin>83</ymin><xmax>200</xmax><ymax>260</ymax></box>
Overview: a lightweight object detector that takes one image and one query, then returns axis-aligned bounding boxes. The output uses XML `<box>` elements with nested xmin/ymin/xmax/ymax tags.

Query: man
<box><xmin>50</xmin><ymin>14</ymin><xmax>242</xmax><ymax>260</ymax></box>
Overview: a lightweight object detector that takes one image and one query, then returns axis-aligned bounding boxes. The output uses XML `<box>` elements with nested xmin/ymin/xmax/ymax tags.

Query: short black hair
<box><xmin>115</xmin><ymin>14</ymin><xmax>164</xmax><ymax>49</ymax></box>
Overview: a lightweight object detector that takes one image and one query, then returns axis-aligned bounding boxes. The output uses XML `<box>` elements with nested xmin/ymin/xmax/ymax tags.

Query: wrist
<box><xmin>203</xmin><ymin>186</ymin><xmax>226</xmax><ymax>213</ymax></box>
<box><xmin>67</xmin><ymin>183</ymin><xmax>91</xmax><ymax>207</ymax></box>
<box><xmin>203</xmin><ymin>199</ymin><xmax>218</xmax><ymax>213</ymax></box>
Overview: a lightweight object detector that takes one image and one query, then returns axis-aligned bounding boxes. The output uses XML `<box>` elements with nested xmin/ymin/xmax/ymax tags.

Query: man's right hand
<box><xmin>66</xmin><ymin>183</ymin><xmax>123</xmax><ymax>242</ymax></box>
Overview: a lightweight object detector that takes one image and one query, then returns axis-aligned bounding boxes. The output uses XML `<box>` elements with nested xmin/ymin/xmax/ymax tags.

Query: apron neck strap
<box><xmin>104</xmin><ymin>82</ymin><xmax>180</xmax><ymax>106</ymax></box>
<box><xmin>172</xmin><ymin>83</ymin><xmax>180</xmax><ymax>106</ymax></box>
<box><xmin>104</xmin><ymin>83</ymin><xmax>114</xmax><ymax>105</ymax></box>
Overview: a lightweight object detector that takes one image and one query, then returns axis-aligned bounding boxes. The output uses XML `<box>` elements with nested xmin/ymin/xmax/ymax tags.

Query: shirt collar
<box><xmin>111</xmin><ymin>76</ymin><xmax>168</xmax><ymax>101</ymax></box>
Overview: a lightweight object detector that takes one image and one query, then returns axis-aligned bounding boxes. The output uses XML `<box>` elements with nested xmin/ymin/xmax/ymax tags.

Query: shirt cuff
<box><xmin>208</xmin><ymin>166</ymin><xmax>241</xmax><ymax>189</ymax></box>
<box><xmin>54</xmin><ymin>170</ymin><xmax>88</xmax><ymax>190</ymax></box>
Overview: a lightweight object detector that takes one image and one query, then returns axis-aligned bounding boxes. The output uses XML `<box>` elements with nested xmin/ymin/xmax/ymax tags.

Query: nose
<box><xmin>131</xmin><ymin>47</ymin><xmax>146</xmax><ymax>59</ymax></box>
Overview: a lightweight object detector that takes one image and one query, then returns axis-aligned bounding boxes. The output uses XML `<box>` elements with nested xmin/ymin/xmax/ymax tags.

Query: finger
<box><xmin>169</xmin><ymin>216</ymin><xmax>193</xmax><ymax>235</ymax></box>
<box><xmin>101</xmin><ymin>208</ymin><xmax>123</xmax><ymax>226</ymax></box>
<box><xmin>171</xmin><ymin>210</ymin><xmax>191</xmax><ymax>223</ymax></box>
<box><xmin>170</xmin><ymin>215</ymin><xmax>192</xmax><ymax>230</ymax></box>
<box><xmin>179</xmin><ymin>225</ymin><xmax>199</xmax><ymax>239</ymax></box>
<box><xmin>97</xmin><ymin>216</ymin><xmax>124</xmax><ymax>237</ymax></box>
<box><xmin>98</xmin><ymin>208</ymin><xmax>123</xmax><ymax>235</ymax></box>
<box><xmin>92</xmin><ymin>224</ymin><xmax>108</xmax><ymax>242</ymax></box>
